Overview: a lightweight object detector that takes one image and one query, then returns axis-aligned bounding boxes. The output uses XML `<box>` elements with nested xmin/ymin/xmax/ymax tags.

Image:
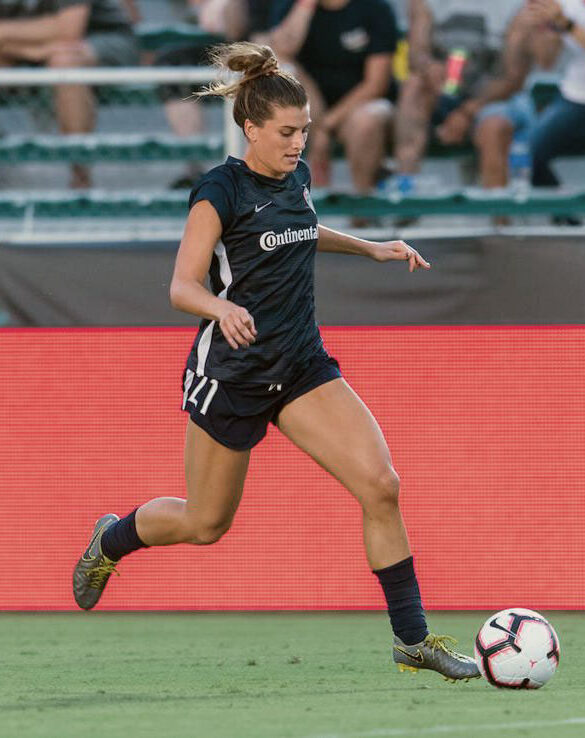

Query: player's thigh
<box><xmin>275</xmin><ymin>378</ymin><xmax>396</xmax><ymax>505</ymax></box>
<box><xmin>184</xmin><ymin>419</ymin><xmax>251</xmax><ymax>527</ymax></box>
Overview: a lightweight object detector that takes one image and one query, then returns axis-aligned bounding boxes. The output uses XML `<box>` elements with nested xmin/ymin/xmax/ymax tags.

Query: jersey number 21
<box><xmin>182</xmin><ymin>369</ymin><xmax>219</xmax><ymax>416</ymax></box>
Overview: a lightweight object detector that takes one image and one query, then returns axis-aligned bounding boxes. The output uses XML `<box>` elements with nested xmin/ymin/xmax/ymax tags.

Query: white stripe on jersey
<box><xmin>197</xmin><ymin>241</ymin><xmax>233</xmax><ymax>376</ymax></box>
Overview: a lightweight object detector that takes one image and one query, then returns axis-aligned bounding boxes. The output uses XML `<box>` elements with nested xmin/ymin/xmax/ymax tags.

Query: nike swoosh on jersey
<box><xmin>255</xmin><ymin>201</ymin><xmax>272</xmax><ymax>213</ymax></box>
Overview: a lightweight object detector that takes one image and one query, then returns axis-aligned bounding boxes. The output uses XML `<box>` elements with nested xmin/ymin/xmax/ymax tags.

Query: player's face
<box><xmin>248</xmin><ymin>104</ymin><xmax>311</xmax><ymax>178</ymax></box>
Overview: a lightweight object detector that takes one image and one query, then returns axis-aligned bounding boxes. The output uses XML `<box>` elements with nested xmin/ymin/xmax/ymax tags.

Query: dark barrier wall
<box><xmin>1</xmin><ymin>327</ymin><xmax>583</xmax><ymax>610</ymax></box>
<box><xmin>1</xmin><ymin>235</ymin><xmax>585</xmax><ymax>325</ymax></box>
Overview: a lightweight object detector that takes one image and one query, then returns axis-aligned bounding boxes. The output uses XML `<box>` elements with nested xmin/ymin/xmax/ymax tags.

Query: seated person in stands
<box><xmin>434</xmin><ymin>3</ymin><xmax>561</xmax><ymax>193</ymax></box>
<box><xmin>0</xmin><ymin>0</ymin><xmax>139</xmax><ymax>188</ymax></box>
<box><xmin>266</xmin><ymin>0</ymin><xmax>398</xmax><ymax>194</ymax></box>
<box><xmin>394</xmin><ymin>0</ymin><xmax>539</xmax><ymax>193</ymax></box>
<box><xmin>156</xmin><ymin>0</ymin><xmax>272</xmax><ymax>188</ymax></box>
<box><xmin>437</xmin><ymin>0</ymin><xmax>585</xmax><ymax>213</ymax></box>
<box><xmin>523</xmin><ymin>0</ymin><xmax>585</xmax><ymax>197</ymax></box>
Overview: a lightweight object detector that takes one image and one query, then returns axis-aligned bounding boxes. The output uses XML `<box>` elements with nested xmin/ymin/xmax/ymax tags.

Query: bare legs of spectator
<box><xmin>166</xmin><ymin>99</ymin><xmax>204</xmax><ymax>137</ymax></box>
<box><xmin>474</xmin><ymin>115</ymin><xmax>514</xmax><ymax>189</ymax></box>
<box><xmin>284</xmin><ymin>64</ymin><xmax>330</xmax><ymax>186</ymax></box>
<box><xmin>164</xmin><ymin>99</ymin><xmax>207</xmax><ymax>187</ymax></box>
<box><xmin>337</xmin><ymin>99</ymin><xmax>393</xmax><ymax>194</ymax></box>
<box><xmin>394</xmin><ymin>70</ymin><xmax>440</xmax><ymax>175</ymax></box>
<box><xmin>48</xmin><ymin>41</ymin><xmax>97</xmax><ymax>189</ymax></box>
<box><xmin>474</xmin><ymin>115</ymin><xmax>515</xmax><ymax>226</ymax></box>
<box><xmin>284</xmin><ymin>62</ymin><xmax>392</xmax><ymax>194</ymax></box>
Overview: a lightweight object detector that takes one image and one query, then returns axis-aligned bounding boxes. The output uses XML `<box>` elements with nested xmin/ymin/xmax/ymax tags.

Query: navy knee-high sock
<box><xmin>101</xmin><ymin>509</ymin><xmax>148</xmax><ymax>562</ymax></box>
<box><xmin>373</xmin><ymin>555</ymin><xmax>429</xmax><ymax>645</ymax></box>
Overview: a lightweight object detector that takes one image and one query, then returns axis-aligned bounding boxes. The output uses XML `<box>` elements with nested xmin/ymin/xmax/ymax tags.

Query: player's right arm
<box><xmin>170</xmin><ymin>200</ymin><xmax>257</xmax><ymax>350</ymax></box>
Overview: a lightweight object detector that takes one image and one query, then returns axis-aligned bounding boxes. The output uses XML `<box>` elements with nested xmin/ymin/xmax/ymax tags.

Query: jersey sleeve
<box><xmin>188</xmin><ymin>168</ymin><xmax>237</xmax><ymax>232</ymax></box>
<box><xmin>366</xmin><ymin>0</ymin><xmax>398</xmax><ymax>56</ymax></box>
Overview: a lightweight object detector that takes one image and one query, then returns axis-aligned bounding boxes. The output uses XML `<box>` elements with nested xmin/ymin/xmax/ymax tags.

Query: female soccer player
<box><xmin>73</xmin><ymin>42</ymin><xmax>479</xmax><ymax>682</ymax></box>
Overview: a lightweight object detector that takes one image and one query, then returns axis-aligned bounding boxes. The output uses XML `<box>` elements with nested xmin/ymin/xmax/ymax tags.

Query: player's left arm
<box><xmin>317</xmin><ymin>225</ymin><xmax>430</xmax><ymax>273</ymax></box>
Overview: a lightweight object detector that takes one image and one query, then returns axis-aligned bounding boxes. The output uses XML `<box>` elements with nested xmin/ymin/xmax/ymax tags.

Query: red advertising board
<box><xmin>1</xmin><ymin>327</ymin><xmax>583</xmax><ymax>610</ymax></box>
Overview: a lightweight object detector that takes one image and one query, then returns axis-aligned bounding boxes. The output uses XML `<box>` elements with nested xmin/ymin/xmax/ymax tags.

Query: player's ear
<box><xmin>244</xmin><ymin>119</ymin><xmax>257</xmax><ymax>143</ymax></box>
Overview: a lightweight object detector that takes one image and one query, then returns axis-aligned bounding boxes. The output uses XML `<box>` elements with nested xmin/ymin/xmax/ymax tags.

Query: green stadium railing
<box><xmin>136</xmin><ymin>23</ymin><xmax>224</xmax><ymax>53</ymax></box>
<box><xmin>0</xmin><ymin>65</ymin><xmax>219</xmax><ymax>102</ymax></box>
<box><xmin>0</xmin><ymin>66</ymin><xmax>243</xmax><ymax>167</ymax></box>
<box><xmin>0</xmin><ymin>133</ymin><xmax>223</xmax><ymax>164</ymax></box>
<box><xmin>1</xmin><ymin>188</ymin><xmax>585</xmax><ymax>220</ymax></box>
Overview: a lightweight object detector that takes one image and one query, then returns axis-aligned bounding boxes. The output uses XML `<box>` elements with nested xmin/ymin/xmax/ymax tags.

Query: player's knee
<box><xmin>186</xmin><ymin>516</ymin><xmax>232</xmax><ymax>545</ymax></box>
<box><xmin>363</xmin><ymin>465</ymin><xmax>401</xmax><ymax>514</ymax></box>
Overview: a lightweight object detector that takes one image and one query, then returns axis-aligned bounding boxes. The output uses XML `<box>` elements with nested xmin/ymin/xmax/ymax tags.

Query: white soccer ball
<box><xmin>474</xmin><ymin>608</ymin><xmax>560</xmax><ymax>689</ymax></box>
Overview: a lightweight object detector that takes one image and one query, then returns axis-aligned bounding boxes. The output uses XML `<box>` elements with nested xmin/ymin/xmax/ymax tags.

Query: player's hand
<box><xmin>217</xmin><ymin>302</ymin><xmax>258</xmax><ymax>350</ymax></box>
<box><xmin>370</xmin><ymin>241</ymin><xmax>431</xmax><ymax>273</ymax></box>
<box><xmin>436</xmin><ymin>108</ymin><xmax>472</xmax><ymax>145</ymax></box>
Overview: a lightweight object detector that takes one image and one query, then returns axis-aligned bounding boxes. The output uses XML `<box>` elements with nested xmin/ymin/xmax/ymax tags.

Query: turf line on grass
<box><xmin>304</xmin><ymin>716</ymin><xmax>585</xmax><ymax>738</ymax></box>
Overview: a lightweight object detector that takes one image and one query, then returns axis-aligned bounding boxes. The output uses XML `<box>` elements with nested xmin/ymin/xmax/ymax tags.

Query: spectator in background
<box><xmin>183</xmin><ymin>0</ymin><xmax>249</xmax><ymax>37</ymax></box>
<box><xmin>184</xmin><ymin>0</ymin><xmax>271</xmax><ymax>34</ymax></box>
<box><xmin>245</xmin><ymin>0</ymin><xmax>273</xmax><ymax>43</ymax></box>
<box><xmin>436</xmin><ymin>0</ymin><xmax>585</xmax><ymax>211</ymax></box>
<box><xmin>122</xmin><ymin>0</ymin><xmax>139</xmax><ymax>25</ymax></box>
<box><xmin>394</xmin><ymin>0</ymin><xmax>527</xmax><ymax>193</ymax></box>
<box><xmin>0</xmin><ymin>0</ymin><xmax>139</xmax><ymax>188</ymax></box>
<box><xmin>525</xmin><ymin>0</ymin><xmax>585</xmax><ymax>193</ymax></box>
<box><xmin>157</xmin><ymin>0</ymin><xmax>273</xmax><ymax>188</ymax></box>
<box><xmin>435</xmin><ymin>3</ymin><xmax>559</xmax><ymax>191</ymax></box>
<box><xmin>266</xmin><ymin>0</ymin><xmax>398</xmax><ymax>195</ymax></box>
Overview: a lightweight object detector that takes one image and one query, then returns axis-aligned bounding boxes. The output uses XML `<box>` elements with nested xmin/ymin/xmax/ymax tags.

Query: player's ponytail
<box><xmin>198</xmin><ymin>42</ymin><xmax>307</xmax><ymax>132</ymax></box>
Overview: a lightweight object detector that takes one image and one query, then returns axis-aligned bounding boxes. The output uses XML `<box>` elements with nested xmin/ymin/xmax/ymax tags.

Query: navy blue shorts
<box><xmin>181</xmin><ymin>351</ymin><xmax>342</xmax><ymax>451</ymax></box>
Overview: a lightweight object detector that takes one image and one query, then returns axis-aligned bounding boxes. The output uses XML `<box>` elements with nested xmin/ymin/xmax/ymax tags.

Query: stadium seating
<box><xmin>0</xmin><ymin>133</ymin><xmax>223</xmax><ymax>164</ymax></box>
<box><xmin>0</xmin><ymin>20</ymin><xmax>581</xmax><ymax>229</ymax></box>
<box><xmin>136</xmin><ymin>22</ymin><xmax>223</xmax><ymax>52</ymax></box>
<box><xmin>2</xmin><ymin>187</ymin><xmax>585</xmax><ymax>220</ymax></box>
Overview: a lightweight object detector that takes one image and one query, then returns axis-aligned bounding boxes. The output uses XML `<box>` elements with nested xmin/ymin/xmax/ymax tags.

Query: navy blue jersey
<box><xmin>186</xmin><ymin>156</ymin><xmax>323</xmax><ymax>384</ymax></box>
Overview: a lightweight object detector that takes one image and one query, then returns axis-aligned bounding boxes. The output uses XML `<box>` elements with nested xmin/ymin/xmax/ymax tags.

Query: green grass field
<box><xmin>2</xmin><ymin>612</ymin><xmax>583</xmax><ymax>738</ymax></box>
